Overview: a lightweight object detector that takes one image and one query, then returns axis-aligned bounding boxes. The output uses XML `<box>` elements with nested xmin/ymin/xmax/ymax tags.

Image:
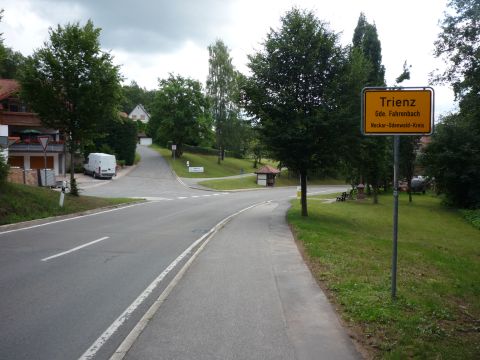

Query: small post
<box><xmin>59</xmin><ymin>180</ymin><xmax>66</xmax><ymax>207</ymax></box>
<box><xmin>392</xmin><ymin>135</ymin><xmax>400</xmax><ymax>299</ymax></box>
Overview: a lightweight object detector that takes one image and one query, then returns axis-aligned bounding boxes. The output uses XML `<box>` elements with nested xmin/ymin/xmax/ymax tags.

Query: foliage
<box><xmin>207</xmin><ymin>39</ymin><xmax>247</xmax><ymax>161</ymax></box>
<box><xmin>148</xmin><ymin>74</ymin><xmax>212</xmax><ymax>158</ymax></box>
<box><xmin>120</xmin><ymin>80</ymin><xmax>155</xmax><ymax>114</ymax></box>
<box><xmin>425</xmin><ymin>0</ymin><xmax>480</xmax><ymax>208</ymax></box>
<box><xmin>347</xmin><ymin>13</ymin><xmax>389</xmax><ymax>203</ymax></box>
<box><xmin>0</xmin><ymin>154</ymin><xmax>9</xmax><ymax>185</ymax></box>
<box><xmin>105</xmin><ymin>116</ymin><xmax>137</xmax><ymax>165</ymax></box>
<box><xmin>432</xmin><ymin>0</ymin><xmax>479</xmax><ymax>100</ymax></box>
<box><xmin>19</xmin><ymin>20</ymin><xmax>122</xmax><ymax>195</ymax></box>
<box><xmin>460</xmin><ymin>208</ymin><xmax>480</xmax><ymax>230</ymax></box>
<box><xmin>289</xmin><ymin>194</ymin><xmax>480</xmax><ymax>358</ymax></box>
<box><xmin>243</xmin><ymin>8</ymin><xmax>346</xmax><ymax>216</ymax></box>
<box><xmin>352</xmin><ymin>12</ymin><xmax>385</xmax><ymax>86</ymax></box>
<box><xmin>0</xmin><ymin>47</ymin><xmax>26</xmax><ymax>79</ymax></box>
<box><xmin>423</xmin><ymin>113</ymin><xmax>480</xmax><ymax>208</ymax></box>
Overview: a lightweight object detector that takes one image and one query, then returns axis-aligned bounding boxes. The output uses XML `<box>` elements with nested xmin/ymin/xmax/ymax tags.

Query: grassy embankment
<box><xmin>151</xmin><ymin>145</ymin><xmax>345</xmax><ymax>189</ymax></box>
<box><xmin>152</xmin><ymin>145</ymin><xmax>276</xmax><ymax>178</ymax></box>
<box><xmin>0</xmin><ymin>182</ymin><xmax>137</xmax><ymax>226</ymax></box>
<box><xmin>288</xmin><ymin>193</ymin><xmax>479</xmax><ymax>359</ymax></box>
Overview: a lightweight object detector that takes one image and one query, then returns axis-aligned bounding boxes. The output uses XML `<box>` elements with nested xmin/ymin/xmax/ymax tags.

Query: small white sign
<box><xmin>189</xmin><ymin>167</ymin><xmax>204</xmax><ymax>173</ymax></box>
<box><xmin>172</xmin><ymin>144</ymin><xmax>177</xmax><ymax>150</ymax></box>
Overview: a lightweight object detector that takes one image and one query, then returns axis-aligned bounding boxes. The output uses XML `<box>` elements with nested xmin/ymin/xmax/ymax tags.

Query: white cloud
<box><xmin>1</xmin><ymin>0</ymin><xmax>456</xmax><ymax>116</ymax></box>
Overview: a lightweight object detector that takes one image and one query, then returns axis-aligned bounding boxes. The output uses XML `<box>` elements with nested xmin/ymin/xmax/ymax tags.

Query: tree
<box><xmin>425</xmin><ymin>0</ymin><xmax>480</xmax><ymax>208</ymax></box>
<box><xmin>206</xmin><ymin>39</ymin><xmax>242</xmax><ymax>163</ymax></box>
<box><xmin>19</xmin><ymin>20</ymin><xmax>122</xmax><ymax>195</ymax></box>
<box><xmin>120</xmin><ymin>80</ymin><xmax>155</xmax><ymax>114</ymax></box>
<box><xmin>350</xmin><ymin>13</ymin><xmax>389</xmax><ymax>203</ymax></box>
<box><xmin>149</xmin><ymin>74</ymin><xmax>212</xmax><ymax>157</ymax></box>
<box><xmin>0</xmin><ymin>47</ymin><xmax>26</xmax><ymax>79</ymax></box>
<box><xmin>106</xmin><ymin>116</ymin><xmax>137</xmax><ymax>165</ymax></box>
<box><xmin>243</xmin><ymin>9</ymin><xmax>346</xmax><ymax>216</ymax></box>
<box><xmin>423</xmin><ymin>113</ymin><xmax>480</xmax><ymax>208</ymax></box>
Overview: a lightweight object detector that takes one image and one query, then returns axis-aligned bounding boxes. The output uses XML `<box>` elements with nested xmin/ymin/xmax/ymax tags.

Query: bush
<box><xmin>0</xmin><ymin>155</ymin><xmax>9</xmax><ymax>184</ymax></box>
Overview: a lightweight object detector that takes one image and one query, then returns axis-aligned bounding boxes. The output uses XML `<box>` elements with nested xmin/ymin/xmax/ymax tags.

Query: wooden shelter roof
<box><xmin>255</xmin><ymin>165</ymin><xmax>280</xmax><ymax>174</ymax></box>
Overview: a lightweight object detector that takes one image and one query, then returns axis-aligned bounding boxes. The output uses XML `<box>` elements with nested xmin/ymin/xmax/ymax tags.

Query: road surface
<box><xmin>0</xmin><ymin>146</ymin><xmax>357</xmax><ymax>359</ymax></box>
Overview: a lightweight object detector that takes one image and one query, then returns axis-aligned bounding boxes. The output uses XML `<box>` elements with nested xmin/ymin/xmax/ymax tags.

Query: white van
<box><xmin>84</xmin><ymin>153</ymin><xmax>117</xmax><ymax>179</ymax></box>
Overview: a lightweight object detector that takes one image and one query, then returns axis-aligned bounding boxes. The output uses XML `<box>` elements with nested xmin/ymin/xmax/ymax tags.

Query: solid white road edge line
<box><xmin>78</xmin><ymin>201</ymin><xmax>269</xmax><ymax>360</ymax></box>
<box><xmin>0</xmin><ymin>202</ymin><xmax>149</xmax><ymax>236</ymax></box>
<box><xmin>41</xmin><ymin>236</ymin><xmax>110</xmax><ymax>262</ymax></box>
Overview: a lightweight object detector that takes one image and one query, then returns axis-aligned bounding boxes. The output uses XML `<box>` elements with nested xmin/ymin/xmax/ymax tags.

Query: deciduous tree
<box><xmin>243</xmin><ymin>8</ymin><xmax>346</xmax><ymax>216</ymax></box>
<box><xmin>207</xmin><ymin>40</ymin><xmax>243</xmax><ymax>163</ymax></box>
<box><xmin>425</xmin><ymin>0</ymin><xmax>480</xmax><ymax>208</ymax></box>
<box><xmin>149</xmin><ymin>74</ymin><xmax>212</xmax><ymax>157</ymax></box>
<box><xmin>19</xmin><ymin>20</ymin><xmax>122</xmax><ymax>195</ymax></box>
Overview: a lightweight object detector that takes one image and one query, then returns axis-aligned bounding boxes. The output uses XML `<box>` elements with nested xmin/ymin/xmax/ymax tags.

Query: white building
<box><xmin>128</xmin><ymin>104</ymin><xmax>150</xmax><ymax>124</ymax></box>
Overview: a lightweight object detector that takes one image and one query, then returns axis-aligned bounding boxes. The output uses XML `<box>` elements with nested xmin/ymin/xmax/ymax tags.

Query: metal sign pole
<box><xmin>392</xmin><ymin>135</ymin><xmax>400</xmax><ymax>299</ymax></box>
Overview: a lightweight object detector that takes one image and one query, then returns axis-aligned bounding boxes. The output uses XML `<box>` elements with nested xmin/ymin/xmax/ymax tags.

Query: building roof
<box><xmin>255</xmin><ymin>165</ymin><xmax>280</xmax><ymax>174</ymax></box>
<box><xmin>0</xmin><ymin>79</ymin><xmax>20</xmax><ymax>101</ymax></box>
<box><xmin>128</xmin><ymin>104</ymin><xmax>150</xmax><ymax>118</ymax></box>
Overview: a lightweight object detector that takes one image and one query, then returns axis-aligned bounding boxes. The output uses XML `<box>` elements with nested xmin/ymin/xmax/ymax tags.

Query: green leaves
<box><xmin>149</xmin><ymin>74</ymin><xmax>212</xmax><ymax>157</ymax></box>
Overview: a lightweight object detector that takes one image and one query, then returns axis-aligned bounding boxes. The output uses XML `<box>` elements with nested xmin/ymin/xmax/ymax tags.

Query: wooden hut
<box><xmin>255</xmin><ymin>165</ymin><xmax>280</xmax><ymax>187</ymax></box>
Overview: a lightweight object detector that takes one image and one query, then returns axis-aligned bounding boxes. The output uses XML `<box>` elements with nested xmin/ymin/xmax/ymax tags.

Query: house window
<box><xmin>140</xmin><ymin>114</ymin><xmax>145</xmax><ymax>120</ymax></box>
<box><xmin>132</xmin><ymin>114</ymin><xmax>137</xmax><ymax>119</ymax></box>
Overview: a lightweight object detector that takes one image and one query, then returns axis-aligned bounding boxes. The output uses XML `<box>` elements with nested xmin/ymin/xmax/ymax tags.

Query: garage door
<box><xmin>8</xmin><ymin>156</ymin><xmax>24</xmax><ymax>168</ymax></box>
<box><xmin>30</xmin><ymin>156</ymin><xmax>54</xmax><ymax>169</ymax></box>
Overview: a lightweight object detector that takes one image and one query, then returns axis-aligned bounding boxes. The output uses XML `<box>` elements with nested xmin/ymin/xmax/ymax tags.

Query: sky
<box><xmin>2</xmin><ymin>0</ymin><xmax>456</xmax><ymax>117</ymax></box>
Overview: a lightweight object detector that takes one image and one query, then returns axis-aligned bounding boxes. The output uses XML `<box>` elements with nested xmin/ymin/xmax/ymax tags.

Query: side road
<box><xmin>116</xmin><ymin>201</ymin><xmax>361</xmax><ymax>360</ymax></box>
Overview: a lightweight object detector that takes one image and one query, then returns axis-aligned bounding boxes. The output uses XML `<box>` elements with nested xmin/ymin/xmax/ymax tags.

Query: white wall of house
<box><xmin>0</xmin><ymin>125</ymin><xmax>8</xmax><ymax>160</ymax></box>
<box><xmin>139</xmin><ymin>137</ymin><xmax>152</xmax><ymax>146</ymax></box>
<box><xmin>128</xmin><ymin>105</ymin><xmax>150</xmax><ymax>124</ymax></box>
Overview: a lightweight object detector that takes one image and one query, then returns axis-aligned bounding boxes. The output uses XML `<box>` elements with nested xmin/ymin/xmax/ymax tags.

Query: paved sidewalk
<box><xmin>120</xmin><ymin>201</ymin><xmax>361</xmax><ymax>360</ymax></box>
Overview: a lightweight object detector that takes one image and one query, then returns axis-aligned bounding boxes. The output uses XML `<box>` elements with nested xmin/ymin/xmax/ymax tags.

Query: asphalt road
<box><xmin>0</xmin><ymin>146</ymin><xmax>353</xmax><ymax>360</ymax></box>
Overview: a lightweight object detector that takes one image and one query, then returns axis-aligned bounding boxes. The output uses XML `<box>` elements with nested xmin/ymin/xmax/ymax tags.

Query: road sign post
<box><xmin>362</xmin><ymin>87</ymin><xmax>434</xmax><ymax>299</ymax></box>
<box><xmin>171</xmin><ymin>144</ymin><xmax>177</xmax><ymax>161</ymax></box>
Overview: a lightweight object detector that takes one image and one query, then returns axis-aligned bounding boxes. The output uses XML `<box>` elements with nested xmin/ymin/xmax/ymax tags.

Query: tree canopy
<box><xmin>243</xmin><ymin>8</ymin><xmax>346</xmax><ymax>216</ymax></box>
<box><xmin>19</xmin><ymin>20</ymin><xmax>122</xmax><ymax>195</ymax></box>
<box><xmin>207</xmin><ymin>39</ymin><xmax>244</xmax><ymax>162</ymax></box>
<box><xmin>148</xmin><ymin>74</ymin><xmax>212</xmax><ymax>157</ymax></box>
<box><xmin>424</xmin><ymin>0</ymin><xmax>480</xmax><ymax>208</ymax></box>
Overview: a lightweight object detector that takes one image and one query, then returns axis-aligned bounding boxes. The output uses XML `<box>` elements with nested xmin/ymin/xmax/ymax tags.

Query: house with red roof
<box><xmin>0</xmin><ymin>79</ymin><xmax>66</xmax><ymax>176</ymax></box>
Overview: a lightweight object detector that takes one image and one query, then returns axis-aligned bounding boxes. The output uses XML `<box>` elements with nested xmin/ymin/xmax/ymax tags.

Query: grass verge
<box><xmin>0</xmin><ymin>182</ymin><xmax>138</xmax><ymax>226</ymax></box>
<box><xmin>151</xmin><ymin>145</ymin><xmax>275</xmax><ymax>178</ymax></box>
<box><xmin>288</xmin><ymin>193</ymin><xmax>480</xmax><ymax>359</ymax></box>
<box><xmin>199</xmin><ymin>173</ymin><xmax>347</xmax><ymax>190</ymax></box>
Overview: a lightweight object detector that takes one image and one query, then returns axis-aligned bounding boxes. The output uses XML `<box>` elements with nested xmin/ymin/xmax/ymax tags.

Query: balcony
<box><xmin>9</xmin><ymin>140</ymin><xmax>65</xmax><ymax>153</ymax></box>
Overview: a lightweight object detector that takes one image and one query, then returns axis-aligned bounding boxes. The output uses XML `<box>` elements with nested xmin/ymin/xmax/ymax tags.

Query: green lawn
<box><xmin>199</xmin><ymin>172</ymin><xmax>347</xmax><ymax>190</ymax></box>
<box><xmin>0</xmin><ymin>182</ymin><xmax>138</xmax><ymax>225</ymax></box>
<box><xmin>152</xmin><ymin>145</ymin><xmax>276</xmax><ymax>178</ymax></box>
<box><xmin>288</xmin><ymin>193</ymin><xmax>480</xmax><ymax>359</ymax></box>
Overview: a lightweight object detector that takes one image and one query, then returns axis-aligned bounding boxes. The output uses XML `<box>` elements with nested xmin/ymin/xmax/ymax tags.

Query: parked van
<box><xmin>84</xmin><ymin>153</ymin><xmax>117</xmax><ymax>179</ymax></box>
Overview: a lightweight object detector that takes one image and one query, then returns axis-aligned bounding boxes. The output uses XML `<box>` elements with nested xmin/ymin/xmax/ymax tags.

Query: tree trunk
<box><xmin>407</xmin><ymin>177</ymin><xmax>412</xmax><ymax>203</ymax></box>
<box><xmin>300</xmin><ymin>170</ymin><xmax>308</xmax><ymax>217</ymax></box>
<box><xmin>372</xmin><ymin>184</ymin><xmax>378</xmax><ymax>204</ymax></box>
<box><xmin>69</xmin><ymin>149</ymin><xmax>78</xmax><ymax>196</ymax></box>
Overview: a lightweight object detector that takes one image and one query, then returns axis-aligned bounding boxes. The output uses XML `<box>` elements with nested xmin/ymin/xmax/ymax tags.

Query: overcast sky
<box><xmin>2</xmin><ymin>0</ymin><xmax>455</xmax><ymax>117</ymax></box>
